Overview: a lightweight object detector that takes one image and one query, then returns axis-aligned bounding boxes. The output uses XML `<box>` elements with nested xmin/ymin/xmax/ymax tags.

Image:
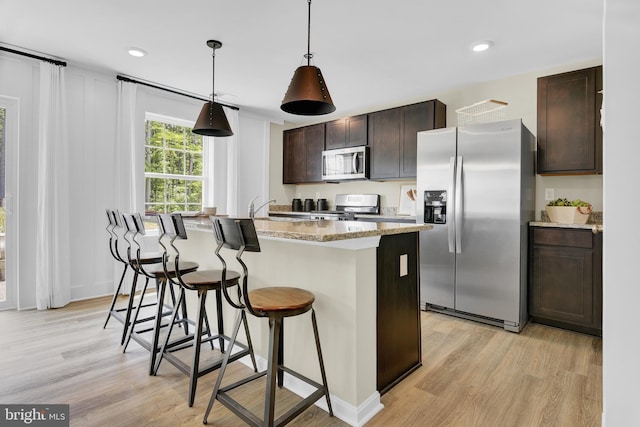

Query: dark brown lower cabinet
<box><xmin>377</xmin><ymin>232</ymin><xmax>421</xmax><ymax>394</ymax></box>
<box><xmin>529</xmin><ymin>227</ymin><xmax>603</xmax><ymax>336</ymax></box>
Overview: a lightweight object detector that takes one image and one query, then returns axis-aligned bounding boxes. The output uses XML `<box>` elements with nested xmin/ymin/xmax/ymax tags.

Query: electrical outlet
<box><xmin>544</xmin><ymin>188</ymin><xmax>555</xmax><ymax>201</ymax></box>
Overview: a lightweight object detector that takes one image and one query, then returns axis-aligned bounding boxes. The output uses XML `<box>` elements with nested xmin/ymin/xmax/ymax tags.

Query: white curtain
<box><xmin>35</xmin><ymin>62</ymin><xmax>71</xmax><ymax>309</ymax></box>
<box><xmin>115</xmin><ymin>81</ymin><xmax>138</xmax><ymax>213</ymax></box>
<box><xmin>207</xmin><ymin>106</ymin><xmax>239</xmax><ymax>215</ymax></box>
<box><xmin>114</xmin><ymin>81</ymin><xmax>138</xmax><ymax>294</ymax></box>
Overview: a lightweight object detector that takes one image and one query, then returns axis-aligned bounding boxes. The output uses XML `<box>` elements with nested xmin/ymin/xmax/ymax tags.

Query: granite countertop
<box><xmin>529</xmin><ymin>221</ymin><xmax>604</xmax><ymax>233</ymax></box>
<box><xmin>184</xmin><ymin>217</ymin><xmax>431</xmax><ymax>242</ymax></box>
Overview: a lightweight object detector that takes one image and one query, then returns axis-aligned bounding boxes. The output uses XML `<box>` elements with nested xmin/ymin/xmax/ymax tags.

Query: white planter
<box><xmin>546</xmin><ymin>206</ymin><xmax>592</xmax><ymax>224</ymax></box>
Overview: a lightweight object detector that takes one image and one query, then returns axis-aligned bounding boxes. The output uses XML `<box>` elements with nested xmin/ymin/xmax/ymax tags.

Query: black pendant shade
<box><xmin>281</xmin><ymin>65</ymin><xmax>335</xmax><ymax>115</ymax></box>
<box><xmin>193</xmin><ymin>101</ymin><xmax>233</xmax><ymax>137</ymax></box>
<box><xmin>193</xmin><ymin>40</ymin><xmax>233</xmax><ymax>137</ymax></box>
<box><xmin>280</xmin><ymin>0</ymin><xmax>336</xmax><ymax>116</ymax></box>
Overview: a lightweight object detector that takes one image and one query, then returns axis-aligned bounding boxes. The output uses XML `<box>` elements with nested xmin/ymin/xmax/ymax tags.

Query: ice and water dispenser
<box><xmin>424</xmin><ymin>190</ymin><xmax>447</xmax><ymax>224</ymax></box>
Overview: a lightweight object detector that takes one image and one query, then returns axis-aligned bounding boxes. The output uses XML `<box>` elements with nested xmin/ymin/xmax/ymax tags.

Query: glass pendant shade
<box><xmin>281</xmin><ymin>65</ymin><xmax>335</xmax><ymax>115</ymax></box>
<box><xmin>193</xmin><ymin>101</ymin><xmax>233</xmax><ymax>137</ymax></box>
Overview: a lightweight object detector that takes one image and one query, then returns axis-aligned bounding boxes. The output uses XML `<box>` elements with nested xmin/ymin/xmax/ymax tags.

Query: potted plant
<box><xmin>546</xmin><ymin>198</ymin><xmax>592</xmax><ymax>224</ymax></box>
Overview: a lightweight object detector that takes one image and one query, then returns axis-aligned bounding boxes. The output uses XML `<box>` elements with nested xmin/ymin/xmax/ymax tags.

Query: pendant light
<box><xmin>193</xmin><ymin>40</ymin><xmax>233</xmax><ymax>137</ymax></box>
<box><xmin>281</xmin><ymin>0</ymin><xmax>336</xmax><ymax>116</ymax></box>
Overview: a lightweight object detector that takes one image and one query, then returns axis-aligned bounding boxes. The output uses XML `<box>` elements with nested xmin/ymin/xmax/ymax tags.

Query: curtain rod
<box><xmin>116</xmin><ymin>75</ymin><xmax>239</xmax><ymax>111</ymax></box>
<box><xmin>0</xmin><ymin>45</ymin><xmax>67</xmax><ymax>67</ymax></box>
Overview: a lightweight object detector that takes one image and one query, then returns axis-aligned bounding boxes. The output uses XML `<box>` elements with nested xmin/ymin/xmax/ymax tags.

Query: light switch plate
<box><xmin>400</xmin><ymin>254</ymin><xmax>408</xmax><ymax>277</ymax></box>
<box><xmin>544</xmin><ymin>188</ymin><xmax>555</xmax><ymax>201</ymax></box>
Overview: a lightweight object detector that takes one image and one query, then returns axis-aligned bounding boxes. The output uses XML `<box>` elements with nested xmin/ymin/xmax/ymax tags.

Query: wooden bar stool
<box><xmin>121</xmin><ymin>212</ymin><xmax>198</xmax><ymax>375</ymax></box>
<box><xmin>203</xmin><ymin>217</ymin><xmax>333</xmax><ymax>427</ymax></box>
<box><xmin>152</xmin><ymin>213</ymin><xmax>257</xmax><ymax>407</ymax></box>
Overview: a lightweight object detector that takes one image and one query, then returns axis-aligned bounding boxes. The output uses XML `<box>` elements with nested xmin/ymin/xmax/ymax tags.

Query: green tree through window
<box><xmin>144</xmin><ymin>118</ymin><xmax>203</xmax><ymax>213</ymax></box>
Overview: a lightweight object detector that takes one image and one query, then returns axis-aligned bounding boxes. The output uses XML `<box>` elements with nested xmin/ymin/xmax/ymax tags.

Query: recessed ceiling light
<box><xmin>472</xmin><ymin>41</ymin><xmax>493</xmax><ymax>52</ymax></box>
<box><xmin>128</xmin><ymin>47</ymin><xmax>147</xmax><ymax>58</ymax></box>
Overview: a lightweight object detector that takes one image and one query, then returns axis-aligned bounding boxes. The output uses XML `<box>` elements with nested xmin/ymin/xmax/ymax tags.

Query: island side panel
<box><xmin>376</xmin><ymin>232</ymin><xmax>422</xmax><ymax>394</ymax></box>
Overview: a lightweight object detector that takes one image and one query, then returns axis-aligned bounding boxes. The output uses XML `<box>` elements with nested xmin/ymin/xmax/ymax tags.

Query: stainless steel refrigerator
<box><xmin>416</xmin><ymin>119</ymin><xmax>534</xmax><ymax>332</ymax></box>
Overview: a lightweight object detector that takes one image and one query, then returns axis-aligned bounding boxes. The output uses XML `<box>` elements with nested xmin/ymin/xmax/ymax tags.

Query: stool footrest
<box><xmin>157</xmin><ymin>336</ymin><xmax>251</xmax><ymax>378</ymax></box>
<box><xmin>108</xmin><ymin>301</ymin><xmax>156</xmax><ymax>325</ymax></box>
<box><xmin>216</xmin><ymin>365</ymin><xmax>328</xmax><ymax>427</ymax></box>
<box><xmin>127</xmin><ymin>315</ymin><xmax>196</xmax><ymax>352</ymax></box>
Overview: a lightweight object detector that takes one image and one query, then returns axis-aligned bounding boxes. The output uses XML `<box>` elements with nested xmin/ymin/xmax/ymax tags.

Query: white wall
<box><xmin>66</xmin><ymin>67</ymin><xmax>118</xmax><ymax>302</ymax></box>
<box><xmin>271</xmin><ymin>60</ymin><xmax>604</xmax><ymax>217</ymax></box>
<box><xmin>602</xmin><ymin>0</ymin><xmax>640</xmax><ymax>425</ymax></box>
<box><xmin>236</xmin><ymin>113</ymin><xmax>271</xmax><ymax>216</ymax></box>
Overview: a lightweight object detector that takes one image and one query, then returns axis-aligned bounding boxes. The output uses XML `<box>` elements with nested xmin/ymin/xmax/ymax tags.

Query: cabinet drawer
<box><xmin>532</xmin><ymin>228</ymin><xmax>593</xmax><ymax>248</ymax></box>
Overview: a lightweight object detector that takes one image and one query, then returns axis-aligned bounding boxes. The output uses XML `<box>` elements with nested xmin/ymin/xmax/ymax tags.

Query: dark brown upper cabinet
<box><xmin>369</xmin><ymin>100</ymin><xmax>446</xmax><ymax>180</ymax></box>
<box><xmin>537</xmin><ymin>66</ymin><xmax>603</xmax><ymax>175</ymax></box>
<box><xmin>325</xmin><ymin>115</ymin><xmax>368</xmax><ymax>149</ymax></box>
<box><xmin>282</xmin><ymin>123</ymin><xmax>325</xmax><ymax>184</ymax></box>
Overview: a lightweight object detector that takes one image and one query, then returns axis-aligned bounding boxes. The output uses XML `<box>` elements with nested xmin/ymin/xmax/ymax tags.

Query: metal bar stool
<box><xmin>103</xmin><ymin>209</ymin><xmax>133</xmax><ymax>329</ymax></box>
<box><xmin>108</xmin><ymin>210</ymin><xmax>165</xmax><ymax>346</ymax></box>
<box><xmin>203</xmin><ymin>217</ymin><xmax>333</xmax><ymax>427</ymax></box>
<box><xmin>121</xmin><ymin>212</ymin><xmax>197</xmax><ymax>374</ymax></box>
<box><xmin>152</xmin><ymin>213</ymin><xmax>257</xmax><ymax>407</ymax></box>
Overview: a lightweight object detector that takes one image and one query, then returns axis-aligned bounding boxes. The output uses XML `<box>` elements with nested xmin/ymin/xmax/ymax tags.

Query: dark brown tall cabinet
<box><xmin>529</xmin><ymin>227</ymin><xmax>603</xmax><ymax>336</ymax></box>
<box><xmin>325</xmin><ymin>115</ymin><xmax>368</xmax><ymax>149</ymax></box>
<box><xmin>282</xmin><ymin>123</ymin><xmax>325</xmax><ymax>184</ymax></box>
<box><xmin>369</xmin><ymin>100</ymin><xmax>446</xmax><ymax>180</ymax></box>
<box><xmin>537</xmin><ymin>66</ymin><xmax>603</xmax><ymax>175</ymax></box>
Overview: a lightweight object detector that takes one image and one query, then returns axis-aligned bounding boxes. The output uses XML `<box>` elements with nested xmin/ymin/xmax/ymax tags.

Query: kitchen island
<box><xmin>176</xmin><ymin>218</ymin><xmax>431</xmax><ymax>426</ymax></box>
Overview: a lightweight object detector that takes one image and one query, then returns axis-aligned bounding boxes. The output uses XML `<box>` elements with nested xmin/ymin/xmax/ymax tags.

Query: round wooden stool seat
<box><xmin>180</xmin><ymin>270</ymin><xmax>241</xmax><ymax>290</ymax></box>
<box><xmin>248</xmin><ymin>287</ymin><xmax>315</xmax><ymax>316</ymax></box>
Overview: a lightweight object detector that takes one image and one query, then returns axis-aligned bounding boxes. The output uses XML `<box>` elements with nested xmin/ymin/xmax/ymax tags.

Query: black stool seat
<box><xmin>181</xmin><ymin>269</ymin><xmax>241</xmax><ymax>289</ymax></box>
<box><xmin>132</xmin><ymin>252</ymin><xmax>163</xmax><ymax>264</ymax></box>
<box><xmin>142</xmin><ymin>260</ymin><xmax>199</xmax><ymax>277</ymax></box>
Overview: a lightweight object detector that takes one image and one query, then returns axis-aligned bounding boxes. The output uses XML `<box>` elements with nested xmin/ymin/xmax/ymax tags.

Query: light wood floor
<box><xmin>0</xmin><ymin>295</ymin><xmax>601</xmax><ymax>426</ymax></box>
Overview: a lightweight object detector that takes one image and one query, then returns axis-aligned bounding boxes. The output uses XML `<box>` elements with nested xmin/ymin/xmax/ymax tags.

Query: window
<box><xmin>144</xmin><ymin>115</ymin><xmax>204</xmax><ymax>213</ymax></box>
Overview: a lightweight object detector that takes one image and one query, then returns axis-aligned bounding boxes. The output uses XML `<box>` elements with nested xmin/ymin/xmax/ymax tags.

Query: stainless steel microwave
<box><xmin>321</xmin><ymin>146</ymin><xmax>369</xmax><ymax>181</ymax></box>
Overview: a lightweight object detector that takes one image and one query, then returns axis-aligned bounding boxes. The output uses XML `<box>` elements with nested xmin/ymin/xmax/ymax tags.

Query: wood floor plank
<box><xmin>0</xmin><ymin>298</ymin><xmax>602</xmax><ymax>426</ymax></box>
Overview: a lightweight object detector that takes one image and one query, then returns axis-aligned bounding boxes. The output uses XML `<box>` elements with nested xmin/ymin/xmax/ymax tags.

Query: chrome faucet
<box><xmin>248</xmin><ymin>196</ymin><xmax>276</xmax><ymax>218</ymax></box>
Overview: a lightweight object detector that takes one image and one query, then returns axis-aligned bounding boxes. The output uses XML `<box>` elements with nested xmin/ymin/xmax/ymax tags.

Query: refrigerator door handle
<box><xmin>455</xmin><ymin>156</ymin><xmax>463</xmax><ymax>254</ymax></box>
<box><xmin>448</xmin><ymin>156</ymin><xmax>456</xmax><ymax>253</ymax></box>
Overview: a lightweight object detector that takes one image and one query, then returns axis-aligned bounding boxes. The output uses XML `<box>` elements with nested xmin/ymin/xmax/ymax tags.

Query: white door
<box><xmin>0</xmin><ymin>96</ymin><xmax>18</xmax><ymax>310</ymax></box>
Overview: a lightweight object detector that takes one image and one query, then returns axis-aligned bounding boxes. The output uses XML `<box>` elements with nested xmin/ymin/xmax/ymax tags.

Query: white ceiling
<box><xmin>1</xmin><ymin>0</ymin><xmax>603</xmax><ymax>124</ymax></box>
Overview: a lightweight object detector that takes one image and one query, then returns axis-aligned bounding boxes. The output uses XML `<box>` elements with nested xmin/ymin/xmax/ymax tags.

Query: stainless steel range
<box><xmin>310</xmin><ymin>194</ymin><xmax>380</xmax><ymax>221</ymax></box>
